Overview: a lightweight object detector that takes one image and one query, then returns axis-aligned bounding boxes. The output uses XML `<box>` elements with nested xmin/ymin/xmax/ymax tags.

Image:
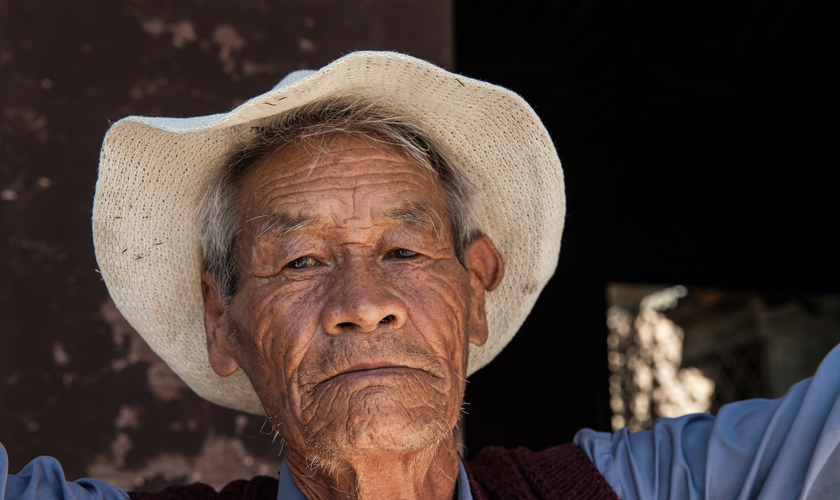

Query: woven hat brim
<box><xmin>93</xmin><ymin>51</ymin><xmax>565</xmax><ymax>415</ymax></box>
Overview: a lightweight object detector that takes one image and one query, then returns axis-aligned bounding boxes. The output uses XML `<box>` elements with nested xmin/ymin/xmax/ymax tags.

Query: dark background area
<box><xmin>458</xmin><ymin>0</ymin><xmax>840</xmax><ymax>455</ymax></box>
<box><xmin>2</xmin><ymin>0</ymin><xmax>839</xmax><ymax>490</ymax></box>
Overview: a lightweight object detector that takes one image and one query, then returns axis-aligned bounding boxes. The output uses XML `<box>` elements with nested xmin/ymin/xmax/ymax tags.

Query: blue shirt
<box><xmin>4</xmin><ymin>343</ymin><xmax>840</xmax><ymax>499</ymax></box>
<box><xmin>574</xmin><ymin>341</ymin><xmax>840</xmax><ymax>499</ymax></box>
<box><xmin>0</xmin><ymin>447</ymin><xmax>473</xmax><ymax>499</ymax></box>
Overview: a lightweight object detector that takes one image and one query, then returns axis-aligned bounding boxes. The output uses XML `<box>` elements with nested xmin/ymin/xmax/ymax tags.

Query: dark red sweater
<box><xmin>128</xmin><ymin>443</ymin><xmax>618</xmax><ymax>500</ymax></box>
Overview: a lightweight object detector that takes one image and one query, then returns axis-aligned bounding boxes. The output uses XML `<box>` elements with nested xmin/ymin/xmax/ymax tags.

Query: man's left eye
<box><xmin>387</xmin><ymin>248</ymin><xmax>418</xmax><ymax>259</ymax></box>
<box><xmin>286</xmin><ymin>256</ymin><xmax>317</xmax><ymax>269</ymax></box>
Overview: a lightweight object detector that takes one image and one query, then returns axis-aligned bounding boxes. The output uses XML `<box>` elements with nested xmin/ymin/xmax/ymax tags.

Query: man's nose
<box><xmin>321</xmin><ymin>260</ymin><xmax>407</xmax><ymax>335</ymax></box>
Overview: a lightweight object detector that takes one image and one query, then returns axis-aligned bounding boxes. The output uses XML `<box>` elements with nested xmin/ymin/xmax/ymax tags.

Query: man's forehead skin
<box><xmin>242</xmin><ymin>171</ymin><xmax>442</xmax><ymax>226</ymax></box>
<box><xmin>245</xmin><ymin>135</ymin><xmax>431</xmax><ymax>190</ymax></box>
<box><xmin>237</xmin><ymin>135</ymin><xmax>449</xmax><ymax>245</ymax></box>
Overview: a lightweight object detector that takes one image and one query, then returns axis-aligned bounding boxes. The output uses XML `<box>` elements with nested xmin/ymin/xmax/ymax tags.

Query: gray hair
<box><xmin>198</xmin><ymin>96</ymin><xmax>477</xmax><ymax>299</ymax></box>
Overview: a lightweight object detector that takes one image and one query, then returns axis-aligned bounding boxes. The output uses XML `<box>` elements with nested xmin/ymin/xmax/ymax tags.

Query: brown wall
<box><xmin>0</xmin><ymin>0</ymin><xmax>452</xmax><ymax>491</ymax></box>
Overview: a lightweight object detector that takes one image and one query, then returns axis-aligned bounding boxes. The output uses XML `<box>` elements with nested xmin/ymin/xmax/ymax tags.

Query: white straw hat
<box><xmin>93</xmin><ymin>51</ymin><xmax>565</xmax><ymax>415</ymax></box>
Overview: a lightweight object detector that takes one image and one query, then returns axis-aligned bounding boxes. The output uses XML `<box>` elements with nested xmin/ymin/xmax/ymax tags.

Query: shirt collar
<box><xmin>278</xmin><ymin>456</ymin><xmax>473</xmax><ymax>500</ymax></box>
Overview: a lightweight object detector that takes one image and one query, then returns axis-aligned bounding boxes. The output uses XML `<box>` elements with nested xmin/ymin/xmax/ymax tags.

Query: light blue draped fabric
<box><xmin>575</xmin><ymin>342</ymin><xmax>840</xmax><ymax>500</ymax></box>
<box><xmin>2</xmin><ymin>441</ymin><xmax>473</xmax><ymax>500</ymax></box>
<box><xmin>0</xmin><ymin>444</ymin><xmax>128</xmax><ymax>500</ymax></box>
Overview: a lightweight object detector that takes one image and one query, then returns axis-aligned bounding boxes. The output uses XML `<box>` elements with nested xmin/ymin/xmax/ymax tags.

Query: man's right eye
<box><xmin>286</xmin><ymin>256</ymin><xmax>316</xmax><ymax>269</ymax></box>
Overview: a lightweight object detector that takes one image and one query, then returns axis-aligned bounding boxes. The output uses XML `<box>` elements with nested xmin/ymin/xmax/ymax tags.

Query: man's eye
<box><xmin>387</xmin><ymin>248</ymin><xmax>418</xmax><ymax>259</ymax></box>
<box><xmin>286</xmin><ymin>256</ymin><xmax>317</xmax><ymax>269</ymax></box>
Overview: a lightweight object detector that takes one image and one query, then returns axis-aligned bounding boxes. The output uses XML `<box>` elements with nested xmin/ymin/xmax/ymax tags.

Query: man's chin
<box><xmin>286</xmin><ymin>368</ymin><xmax>461</xmax><ymax>464</ymax></box>
<box><xmin>345</xmin><ymin>400</ymin><xmax>450</xmax><ymax>452</ymax></box>
<box><xmin>297</xmin><ymin>389</ymin><xmax>455</xmax><ymax>461</ymax></box>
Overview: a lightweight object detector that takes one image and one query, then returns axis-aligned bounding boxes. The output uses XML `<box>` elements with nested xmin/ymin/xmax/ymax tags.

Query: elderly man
<box><xmin>3</xmin><ymin>51</ymin><xmax>840</xmax><ymax>500</ymax></box>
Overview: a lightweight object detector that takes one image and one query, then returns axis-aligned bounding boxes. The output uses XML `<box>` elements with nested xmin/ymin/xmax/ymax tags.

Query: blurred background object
<box><xmin>457</xmin><ymin>0</ymin><xmax>840</xmax><ymax>457</ymax></box>
<box><xmin>606</xmin><ymin>284</ymin><xmax>840</xmax><ymax>432</ymax></box>
<box><xmin>2</xmin><ymin>0</ymin><xmax>840</xmax><ymax>491</ymax></box>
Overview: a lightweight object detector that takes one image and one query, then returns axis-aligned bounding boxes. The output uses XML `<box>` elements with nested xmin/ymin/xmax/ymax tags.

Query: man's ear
<box><xmin>464</xmin><ymin>235</ymin><xmax>505</xmax><ymax>347</ymax></box>
<box><xmin>201</xmin><ymin>271</ymin><xmax>240</xmax><ymax>377</ymax></box>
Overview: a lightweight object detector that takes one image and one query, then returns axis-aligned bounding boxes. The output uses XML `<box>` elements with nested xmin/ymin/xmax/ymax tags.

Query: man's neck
<box><xmin>286</xmin><ymin>436</ymin><xmax>460</xmax><ymax>500</ymax></box>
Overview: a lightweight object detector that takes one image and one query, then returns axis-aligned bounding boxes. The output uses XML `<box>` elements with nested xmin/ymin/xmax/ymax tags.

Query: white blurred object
<box><xmin>607</xmin><ymin>286</ymin><xmax>715</xmax><ymax>431</ymax></box>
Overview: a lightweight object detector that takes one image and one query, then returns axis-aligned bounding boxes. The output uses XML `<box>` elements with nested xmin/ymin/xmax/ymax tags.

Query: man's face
<box><xmin>203</xmin><ymin>134</ymin><xmax>497</xmax><ymax>463</ymax></box>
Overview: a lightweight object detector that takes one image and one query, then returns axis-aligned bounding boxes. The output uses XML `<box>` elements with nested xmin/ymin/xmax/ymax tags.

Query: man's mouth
<box><xmin>325</xmin><ymin>364</ymin><xmax>423</xmax><ymax>384</ymax></box>
<box><xmin>299</xmin><ymin>336</ymin><xmax>449</xmax><ymax>393</ymax></box>
<box><xmin>307</xmin><ymin>358</ymin><xmax>444</xmax><ymax>392</ymax></box>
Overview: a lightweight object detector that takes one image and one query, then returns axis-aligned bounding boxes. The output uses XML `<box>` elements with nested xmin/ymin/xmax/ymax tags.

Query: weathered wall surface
<box><xmin>0</xmin><ymin>0</ymin><xmax>452</xmax><ymax>491</ymax></box>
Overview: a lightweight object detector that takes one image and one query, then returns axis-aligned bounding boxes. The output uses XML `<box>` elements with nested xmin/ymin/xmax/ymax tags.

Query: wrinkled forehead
<box><xmin>233</xmin><ymin>133</ymin><xmax>448</xmax><ymax>229</ymax></box>
<box><xmin>255</xmin><ymin>129</ymin><xmax>437</xmax><ymax>173</ymax></box>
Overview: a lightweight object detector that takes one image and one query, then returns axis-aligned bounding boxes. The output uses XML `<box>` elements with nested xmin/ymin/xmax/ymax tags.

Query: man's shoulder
<box><xmin>464</xmin><ymin>443</ymin><xmax>619</xmax><ymax>500</ymax></box>
<box><xmin>128</xmin><ymin>475</ymin><xmax>278</xmax><ymax>500</ymax></box>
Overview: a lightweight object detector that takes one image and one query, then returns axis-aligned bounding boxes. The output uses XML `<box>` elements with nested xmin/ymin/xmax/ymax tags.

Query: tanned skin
<box><xmin>202</xmin><ymin>134</ymin><xmax>503</xmax><ymax>499</ymax></box>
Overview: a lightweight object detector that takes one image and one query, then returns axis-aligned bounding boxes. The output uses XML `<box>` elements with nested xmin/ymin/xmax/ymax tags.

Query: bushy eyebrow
<box><xmin>385</xmin><ymin>209</ymin><xmax>422</xmax><ymax>225</ymax></box>
<box><xmin>244</xmin><ymin>202</ymin><xmax>444</xmax><ymax>240</ymax></box>
<box><xmin>245</xmin><ymin>213</ymin><xmax>314</xmax><ymax>239</ymax></box>
<box><xmin>383</xmin><ymin>202</ymin><xmax>444</xmax><ymax>236</ymax></box>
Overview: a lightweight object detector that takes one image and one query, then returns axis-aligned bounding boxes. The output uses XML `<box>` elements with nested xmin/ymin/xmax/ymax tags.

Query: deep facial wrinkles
<box><xmin>223</xmin><ymin>135</ymin><xmax>475</xmax><ymax>495</ymax></box>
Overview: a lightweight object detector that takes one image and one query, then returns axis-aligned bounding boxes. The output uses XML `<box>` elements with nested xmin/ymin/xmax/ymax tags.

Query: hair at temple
<box><xmin>197</xmin><ymin>95</ymin><xmax>477</xmax><ymax>299</ymax></box>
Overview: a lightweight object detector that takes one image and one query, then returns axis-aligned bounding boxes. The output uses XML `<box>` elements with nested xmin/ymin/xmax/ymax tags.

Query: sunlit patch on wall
<box><xmin>606</xmin><ymin>283</ymin><xmax>840</xmax><ymax>432</ymax></box>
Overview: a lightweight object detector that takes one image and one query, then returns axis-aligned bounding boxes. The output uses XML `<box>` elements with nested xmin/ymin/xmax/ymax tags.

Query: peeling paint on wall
<box><xmin>140</xmin><ymin>18</ymin><xmax>198</xmax><ymax>48</ymax></box>
<box><xmin>88</xmin><ymin>433</ymin><xmax>282</xmax><ymax>491</ymax></box>
<box><xmin>52</xmin><ymin>341</ymin><xmax>70</xmax><ymax>366</ymax></box>
<box><xmin>114</xmin><ymin>405</ymin><xmax>141</xmax><ymax>430</ymax></box>
<box><xmin>101</xmin><ymin>298</ymin><xmax>188</xmax><ymax>401</ymax></box>
<box><xmin>213</xmin><ymin>24</ymin><xmax>247</xmax><ymax>78</ymax></box>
